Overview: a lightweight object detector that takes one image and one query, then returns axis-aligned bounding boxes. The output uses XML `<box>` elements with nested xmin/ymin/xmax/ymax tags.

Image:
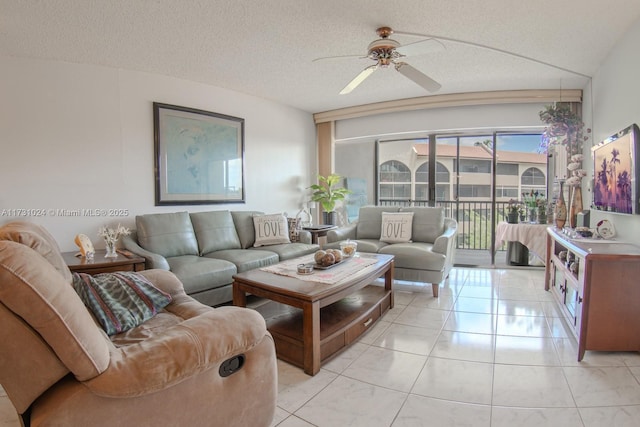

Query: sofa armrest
<box><xmin>298</xmin><ymin>230</ymin><xmax>312</xmax><ymax>244</ymax></box>
<box><xmin>327</xmin><ymin>223</ymin><xmax>357</xmax><ymax>243</ymax></box>
<box><xmin>432</xmin><ymin>218</ymin><xmax>458</xmax><ymax>254</ymax></box>
<box><xmin>84</xmin><ymin>306</ymin><xmax>268</xmax><ymax>397</ymax></box>
<box><xmin>122</xmin><ymin>232</ymin><xmax>170</xmax><ymax>270</ymax></box>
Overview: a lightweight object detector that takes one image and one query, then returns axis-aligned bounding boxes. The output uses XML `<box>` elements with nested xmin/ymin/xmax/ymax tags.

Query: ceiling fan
<box><xmin>316</xmin><ymin>26</ymin><xmax>445</xmax><ymax>95</ymax></box>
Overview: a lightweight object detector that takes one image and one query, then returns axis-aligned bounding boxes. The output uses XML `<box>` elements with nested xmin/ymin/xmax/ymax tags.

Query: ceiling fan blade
<box><xmin>396</xmin><ymin>38</ymin><xmax>446</xmax><ymax>57</ymax></box>
<box><xmin>312</xmin><ymin>54</ymin><xmax>366</xmax><ymax>62</ymax></box>
<box><xmin>339</xmin><ymin>65</ymin><xmax>378</xmax><ymax>95</ymax></box>
<box><xmin>395</xmin><ymin>62</ymin><xmax>441</xmax><ymax>92</ymax></box>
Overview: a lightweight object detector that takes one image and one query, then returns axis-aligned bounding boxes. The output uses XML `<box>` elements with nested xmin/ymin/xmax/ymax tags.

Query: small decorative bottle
<box><xmin>554</xmin><ymin>180</ymin><xmax>567</xmax><ymax>229</ymax></box>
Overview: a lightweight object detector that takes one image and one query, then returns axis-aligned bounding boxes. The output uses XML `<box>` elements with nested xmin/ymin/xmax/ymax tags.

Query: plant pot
<box><xmin>322</xmin><ymin>211</ymin><xmax>337</xmax><ymax>226</ymax></box>
<box><xmin>506</xmin><ymin>212</ymin><xmax>519</xmax><ymax>224</ymax></box>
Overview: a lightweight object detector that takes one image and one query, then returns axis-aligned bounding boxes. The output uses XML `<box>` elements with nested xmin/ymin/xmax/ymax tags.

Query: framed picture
<box><xmin>154</xmin><ymin>102</ymin><xmax>245</xmax><ymax>205</ymax></box>
<box><xmin>592</xmin><ymin>123</ymin><xmax>639</xmax><ymax>214</ymax></box>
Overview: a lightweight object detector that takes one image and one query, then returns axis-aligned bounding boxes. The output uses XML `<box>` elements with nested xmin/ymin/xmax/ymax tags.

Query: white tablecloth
<box><xmin>495</xmin><ymin>222</ymin><xmax>550</xmax><ymax>261</ymax></box>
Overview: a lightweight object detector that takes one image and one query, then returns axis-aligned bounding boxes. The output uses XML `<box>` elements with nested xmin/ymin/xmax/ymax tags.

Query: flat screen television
<box><xmin>592</xmin><ymin>123</ymin><xmax>640</xmax><ymax>214</ymax></box>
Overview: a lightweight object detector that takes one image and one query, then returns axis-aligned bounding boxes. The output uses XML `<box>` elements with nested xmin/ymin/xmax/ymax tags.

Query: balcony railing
<box><xmin>378</xmin><ymin>199</ymin><xmax>531</xmax><ymax>251</ymax></box>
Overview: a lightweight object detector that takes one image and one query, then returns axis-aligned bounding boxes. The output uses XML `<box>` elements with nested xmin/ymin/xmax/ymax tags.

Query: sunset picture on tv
<box><xmin>592</xmin><ymin>125</ymin><xmax>638</xmax><ymax>214</ymax></box>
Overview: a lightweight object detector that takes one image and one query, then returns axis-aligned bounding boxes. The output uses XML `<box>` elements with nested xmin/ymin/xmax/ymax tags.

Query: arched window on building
<box><xmin>379</xmin><ymin>160</ymin><xmax>411</xmax><ymax>202</ymax></box>
<box><xmin>415</xmin><ymin>162</ymin><xmax>450</xmax><ymax>201</ymax></box>
<box><xmin>521</xmin><ymin>167</ymin><xmax>547</xmax><ymax>197</ymax></box>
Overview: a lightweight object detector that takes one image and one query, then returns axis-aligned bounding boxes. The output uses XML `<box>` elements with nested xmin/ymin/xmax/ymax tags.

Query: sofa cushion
<box><xmin>167</xmin><ymin>255</ymin><xmax>237</xmax><ymax>295</ymax></box>
<box><xmin>287</xmin><ymin>217</ymin><xmax>301</xmax><ymax>242</ymax></box>
<box><xmin>253</xmin><ymin>213</ymin><xmax>290</xmax><ymax>247</ymax></box>
<box><xmin>380</xmin><ymin>212</ymin><xmax>414</xmax><ymax>243</ymax></box>
<box><xmin>379</xmin><ymin>242</ymin><xmax>446</xmax><ymax>271</ymax></box>
<box><xmin>71</xmin><ymin>272</ymin><xmax>172</xmax><ymax>336</ymax></box>
<box><xmin>400</xmin><ymin>207</ymin><xmax>445</xmax><ymax>243</ymax></box>
<box><xmin>250</xmin><ymin>242</ymin><xmax>319</xmax><ymax>261</ymax></box>
<box><xmin>0</xmin><ymin>221</ymin><xmax>73</xmax><ymax>283</ymax></box>
<box><xmin>231</xmin><ymin>211</ymin><xmax>264</xmax><ymax>249</ymax></box>
<box><xmin>356</xmin><ymin>206</ymin><xmax>400</xmax><ymax>239</ymax></box>
<box><xmin>205</xmin><ymin>249</ymin><xmax>278</xmax><ymax>273</ymax></box>
<box><xmin>190</xmin><ymin>210</ymin><xmax>242</xmax><ymax>255</ymax></box>
<box><xmin>136</xmin><ymin>212</ymin><xmax>198</xmax><ymax>257</ymax></box>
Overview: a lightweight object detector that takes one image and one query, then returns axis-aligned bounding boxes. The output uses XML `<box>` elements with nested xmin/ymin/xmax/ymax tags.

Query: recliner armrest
<box><xmin>122</xmin><ymin>232</ymin><xmax>170</xmax><ymax>270</ymax></box>
<box><xmin>327</xmin><ymin>223</ymin><xmax>357</xmax><ymax>243</ymax></box>
<box><xmin>84</xmin><ymin>306</ymin><xmax>268</xmax><ymax>397</ymax></box>
<box><xmin>432</xmin><ymin>219</ymin><xmax>458</xmax><ymax>254</ymax></box>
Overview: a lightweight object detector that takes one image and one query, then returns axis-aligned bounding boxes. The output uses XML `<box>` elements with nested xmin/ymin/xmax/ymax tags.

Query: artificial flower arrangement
<box><xmin>538</xmin><ymin>104</ymin><xmax>590</xmax><ymax>157</ymax></box>
<box><xmin>97</xmin><ymin>224</ymin><xmax>130</xmax><ymax>257</ymax></box>
<box><xmin>522</xmin><ymin>190</ymin><xmax>545</xmax><ymax>209</ymax></box>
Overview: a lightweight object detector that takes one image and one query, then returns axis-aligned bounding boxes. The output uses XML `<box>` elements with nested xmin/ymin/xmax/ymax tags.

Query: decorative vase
<box><xmin>537</xmin><ymin>210</ymin><xmax>547</xmax><ymax>224</ymax></box>
<box><xmin>555</xmin><ymin>181</ymin><xmax>567</xmax><ymax>229</ymax></box>
<box><xmin>104</xmin><ymin>239</ymin><xmax>118</xmax><ymax>258</ymax></box>
<box><xmin>506</xmin><ymin>211</ymin><xmax>519</xmax><ymax>224</ymax></box>
<box><xmin>569</xmin><ymin>185</ymin><xmax>583</xmax><ymax>229</ymax></box>
<box><xmin>529</xmin><ymin>207</ymin><xmax>537</xmax><ymax>223</ymax></box>
<box><xmin>322</xmin><ymin>211</ymin><xmax>337</xmax><ymax>226</ymax></box>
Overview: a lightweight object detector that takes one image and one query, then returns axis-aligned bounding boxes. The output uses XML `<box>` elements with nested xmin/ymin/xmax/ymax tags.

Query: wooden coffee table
<box><xmin>232</xmin><ymin>253</ymin><xmax>394</xmax><ymax>375</ymax></box>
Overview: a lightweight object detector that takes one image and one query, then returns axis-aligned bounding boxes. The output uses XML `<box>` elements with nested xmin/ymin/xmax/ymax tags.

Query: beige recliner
<box><xmin>0</xmin><ymin>221</ymin><xmax>277</xmax><ymax>427</ymax></box>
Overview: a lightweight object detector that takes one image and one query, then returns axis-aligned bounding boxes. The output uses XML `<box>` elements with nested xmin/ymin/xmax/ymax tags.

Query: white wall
<box><xmin>0</xmin><ymin>56</ymin><xmax>316</xmax><ymax>251</ymax></box>
<box><xmin>583</xmin><ymin>16</ymin><xmax>640</xmax><ymax>242</ymax></box>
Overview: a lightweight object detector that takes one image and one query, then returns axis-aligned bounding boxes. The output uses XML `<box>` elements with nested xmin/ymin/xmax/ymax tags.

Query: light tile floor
<box><xmin>2</xmin><ymin>267</ymin><xmax>640</xmax><ymax>427</ymax></box>
<box><xmin>270</xmin><ymin>267</ymin><xmax>640</xmax><ymax>427</ymax></box>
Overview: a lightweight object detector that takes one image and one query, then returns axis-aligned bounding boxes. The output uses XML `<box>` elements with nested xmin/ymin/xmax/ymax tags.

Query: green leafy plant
<box><xmin>308</xmin><ymin>174</ymin><xmax>351</xmax><ymax>213</ymax></box>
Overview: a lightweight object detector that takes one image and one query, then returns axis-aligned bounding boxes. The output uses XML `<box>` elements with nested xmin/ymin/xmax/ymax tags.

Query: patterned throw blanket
<box><xmin>72</xmin><ymin>271</ymin><xmax>172</xmax><ymax>335</ymax></box>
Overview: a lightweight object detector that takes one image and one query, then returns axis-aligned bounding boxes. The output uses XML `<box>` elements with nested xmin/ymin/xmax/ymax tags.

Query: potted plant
<box><xmin>308</xmin><ymin>174</ymin><xmax>351</xmax><ymax>225</ymax></box>
<box><xmin>505</xmin><ymin>199</ymin><xmax>521</xmax><ymax>224</ymax></box>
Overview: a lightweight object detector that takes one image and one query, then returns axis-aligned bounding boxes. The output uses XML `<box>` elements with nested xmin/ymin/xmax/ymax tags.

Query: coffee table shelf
<box><xmin>256</xmin><ymin>285</ymin><xmax>392</xmax><ymax>368</ymax></box>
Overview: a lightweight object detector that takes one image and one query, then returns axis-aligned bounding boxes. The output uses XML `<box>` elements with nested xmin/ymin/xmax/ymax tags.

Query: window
<box><xmin>495</xmin><ymin>186</ymin><xmax>519</xmax><ymax>198</ymax></box>
<box><xmin>415</xmin><ymin>162</ymin><xmax>450</xmax><ymax>201</ymax></box>
<box><xmin>521</xmin><ymin>167</ymin><xmax>546</xmax><ymax>185</ymax></box>
<box><xmin>379</xmin><ymin>160</ymin><xmax>411</xmax><ymax>201</ymax></box>
<box><xmin>380</xmin><ymin>160</ymin><xmax>411</xmax><ymax>182</ymax></box>
<box><xmin>454</xmin><ymin>159</ymin><xmax>491</xmax><ymax>174</ymax></box>
<box><xmin>458</xmin><ymin>184</ymin><xmax>491</xmax><ymax>198</ymax></box>
<box><xmin>496</xmin><ymin>163</ymin><xmax>519</xmax><ymax>175</ymax></box>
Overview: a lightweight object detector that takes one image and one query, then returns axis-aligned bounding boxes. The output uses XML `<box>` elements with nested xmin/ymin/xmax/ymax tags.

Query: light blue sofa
<box><xmin>123</xmin><ymin>210</ymin><xmax>319</xmax><ymax>306</ymax></box>
<box><xmin>324</xmin><ymin>206</ymin><xmax>457</xmax><ymax>297</ymax></box>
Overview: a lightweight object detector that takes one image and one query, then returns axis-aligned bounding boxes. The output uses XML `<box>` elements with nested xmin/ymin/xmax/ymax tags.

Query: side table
<box><xmin>62</xmin><ymin>250</ymin><xmax>146</xmax><ymax>274</ymax></box>
<box><xmin>303</xmin><ymin>225</ymin><xmax>337</xmax><ymax>245</ymax></box>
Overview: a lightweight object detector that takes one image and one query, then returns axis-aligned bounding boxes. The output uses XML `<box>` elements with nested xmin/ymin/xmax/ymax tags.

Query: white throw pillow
<box><xmin>253</xmin><ymin>213</ymin><xmax>290</xmax><ymax>246</ymax></box>
<box><xmin>380</xmin><ymin>212</ymin><xmax>414</xmax><ymax>243</ymax></box>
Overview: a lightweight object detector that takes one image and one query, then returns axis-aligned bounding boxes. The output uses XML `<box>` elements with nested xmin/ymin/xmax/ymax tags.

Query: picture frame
<box><xmin>153</xmin><ymin>102</ymin><xmax>245</xmax><ymax>205</ymax></box>
<box><xmin>592</xmin><ymin>123</ymin><xmax>639</xmax><ymax>214</ymax></box>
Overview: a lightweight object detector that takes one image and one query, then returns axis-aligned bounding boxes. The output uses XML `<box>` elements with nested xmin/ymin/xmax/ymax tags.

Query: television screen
<box><xmin>592</xmin><ymin>124</ymin><xmax>639</xmax><ymax>214</ymax></box>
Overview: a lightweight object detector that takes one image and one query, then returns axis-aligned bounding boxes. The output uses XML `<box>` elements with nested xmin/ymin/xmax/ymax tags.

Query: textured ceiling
<box><xmin>2</xmin><ymin>0</ymin><xmax>640</xmax><ymax>114</ymax></box>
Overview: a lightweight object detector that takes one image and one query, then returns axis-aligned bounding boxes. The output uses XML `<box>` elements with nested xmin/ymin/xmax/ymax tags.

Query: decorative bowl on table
<box><xmin>340</xmin><ymin>240</ymin><xmax>358</xmax><ymax>258</ymax></box>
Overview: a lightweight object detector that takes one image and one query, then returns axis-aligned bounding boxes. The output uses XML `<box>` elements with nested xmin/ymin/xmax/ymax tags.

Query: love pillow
<box><xmin>253</xmin><ymin>213</ymin><xmax>290</xmax><ymax>246</ymax></box>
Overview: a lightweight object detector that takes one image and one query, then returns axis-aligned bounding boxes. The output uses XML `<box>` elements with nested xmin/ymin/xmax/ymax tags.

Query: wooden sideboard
<box><xmin>545</xmin><ymin>227</ymin><xmax>640</xmax><ymax>360</ymax></box>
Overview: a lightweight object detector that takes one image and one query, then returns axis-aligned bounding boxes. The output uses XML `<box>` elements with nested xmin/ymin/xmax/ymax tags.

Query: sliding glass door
<box><xmin>377</xmin><ymin>132</ymin><xmax>545</xmax><ymax>266</ymax></box>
